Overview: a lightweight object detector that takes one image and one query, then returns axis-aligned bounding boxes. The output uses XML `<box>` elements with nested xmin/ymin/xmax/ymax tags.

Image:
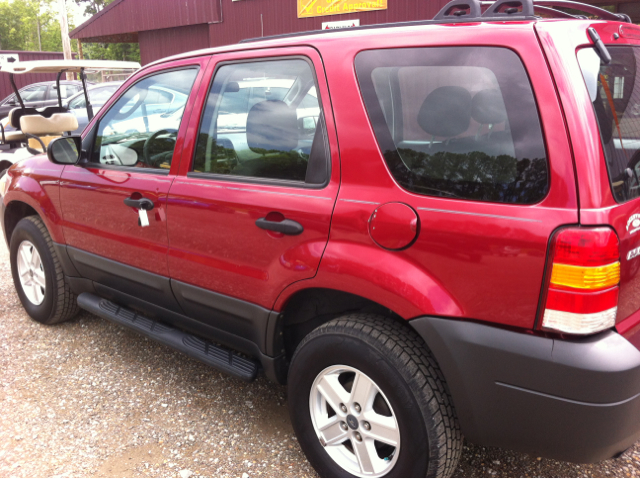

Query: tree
<box><xmin>73</xmin><ymin>0</ymin><xmax>112</xmax><ymax>16</ymax></box>
<box><xmin>0</xmin><ymin>0</ymin><xmax>77</xmax><ymax>53</ymax></box>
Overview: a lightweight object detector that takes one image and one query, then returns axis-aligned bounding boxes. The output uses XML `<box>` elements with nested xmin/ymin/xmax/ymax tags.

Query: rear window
<box><xmin>581</xmin><ymin>45</ymin><xmax>640</xmax><ymax>203</ymax></box>
<box><xmin>355</xmin><ymin>47</ymin><xmax>549</xmax><ymax>204</ymax></box>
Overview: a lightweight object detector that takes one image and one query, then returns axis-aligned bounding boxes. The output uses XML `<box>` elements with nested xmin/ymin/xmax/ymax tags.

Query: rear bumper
<box><xmin>410</xmin><ymin>317</ymin><xmax>640</xmax><ymax>463</ymax></box>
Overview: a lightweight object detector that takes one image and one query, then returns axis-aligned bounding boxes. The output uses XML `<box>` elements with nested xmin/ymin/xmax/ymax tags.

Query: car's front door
<box><xmin>166</xmin><ymin>48</ymin><xmax>339</xmax><ymax>340</ymax></box>
<box><xmin>59</xmin><ymin>58</ymin><xmax>208</xmax><ymax>309</ymax></box>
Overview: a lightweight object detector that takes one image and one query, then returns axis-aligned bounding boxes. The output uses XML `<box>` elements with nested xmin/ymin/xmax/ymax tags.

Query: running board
<box><xmin>77</xmin><ymin>293</ymin><xmax>259</xmax><ymax>381</ymax></box>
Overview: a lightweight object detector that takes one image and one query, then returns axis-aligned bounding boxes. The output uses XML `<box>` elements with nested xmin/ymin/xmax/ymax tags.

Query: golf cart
<box><xmin>0</xmin><ymin>60</ymin><xmax>140</xmax><ymax>176</ymax></box>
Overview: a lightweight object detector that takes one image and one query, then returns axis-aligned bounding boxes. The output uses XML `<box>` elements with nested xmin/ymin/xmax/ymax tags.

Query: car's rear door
<box><xmin>166</xmin><ymin>47</ymin><xmax>339</xmax><ymax>340</ymax></box>
<box><xmin>59</xmin><ymin>57</ymin><xmax>209</xmax><ymax>310</ymax></box>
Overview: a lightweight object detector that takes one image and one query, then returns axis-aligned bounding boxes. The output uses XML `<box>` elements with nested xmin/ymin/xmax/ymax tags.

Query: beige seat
<box><xmin>1</xmin><ymin>113</ymin><xmax>26</xmax><ymax>143</ymax></box>
<box><xmin>19</xmin><ymin>113</ymin><xmax>78</xmax><ymax>152</ymax></box>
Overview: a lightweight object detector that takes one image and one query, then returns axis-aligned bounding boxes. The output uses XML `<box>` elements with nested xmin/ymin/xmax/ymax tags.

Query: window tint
<box><xmin>193</xmin><ymin>59</ymin><xmax>328</xmax><ymax>184</ymax></box>
<box><xmin>21</xmin><ymin>85</ymin><xmax>47</xmax><ymax>102</ymax></box>
<box><xmin>355</xmin><ymin>47</ymin><xmax>548</xmax><ymax>204</ymax></box>
<box><xmin>581</xmin><ymin>46</ymin><xmax>640</xmax><ymax>203</ymax></box>
<box><xmin>92</xmin><ymin>69</ymin><xmax>198</xmax><ymax>170</ymax></box>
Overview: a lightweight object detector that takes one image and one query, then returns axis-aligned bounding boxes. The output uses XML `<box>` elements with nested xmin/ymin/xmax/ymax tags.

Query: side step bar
<box><xmin>77</xmin><ymin>293</ymin><xmax>259</xmax><ymax>382</ymax></box>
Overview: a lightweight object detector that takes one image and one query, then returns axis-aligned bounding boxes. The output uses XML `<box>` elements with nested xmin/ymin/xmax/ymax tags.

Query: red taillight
<box><xmin>553</xmin><ymin>228</ymin><xmax>619</xmax><ymax>266</ymax></box>
<box><xmin>541</xmin><ymin>227</ymin><xmax>620</xmax><ymax>335</ymax></box>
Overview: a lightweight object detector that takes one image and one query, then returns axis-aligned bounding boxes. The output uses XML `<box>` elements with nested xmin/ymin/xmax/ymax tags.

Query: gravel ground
<box><xmin>1</xmin><ymin>237</ymin><xmax>640</xmax><ymax>478</ymax></box>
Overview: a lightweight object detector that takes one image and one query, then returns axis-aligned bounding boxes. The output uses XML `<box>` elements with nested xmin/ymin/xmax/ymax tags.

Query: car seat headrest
<box><xmin>471</xmin><ymin>89</ymin><xmax>507</xmax><ymax>125</ymax></box>
<box><xmin>418</xmin><ymin>86</ymin><xmax>472</xmax><ymax>138</ymax></box>
<box><xmin>246</xmin><ymin>100</ymin><xmax>298</xmax><ymax>153</ymax></box>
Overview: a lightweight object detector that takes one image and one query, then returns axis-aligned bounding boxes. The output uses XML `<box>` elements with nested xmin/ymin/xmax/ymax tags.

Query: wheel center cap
<box><xmin>346</xmin><ymin>414</ymin><xmax>358</xmax><ymax>430</ymax></box>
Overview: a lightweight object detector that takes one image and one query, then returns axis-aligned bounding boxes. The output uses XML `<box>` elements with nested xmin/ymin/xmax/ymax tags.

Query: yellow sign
<box><xmin>298</xmin><ymin>0</ymin><xmax>387</xmax><ymax>18</ymax></box>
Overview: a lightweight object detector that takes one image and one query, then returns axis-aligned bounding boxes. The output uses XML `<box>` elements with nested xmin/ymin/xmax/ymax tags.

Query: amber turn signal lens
<box><xmin>550</xmin><ymin>262</ymin><xmax>620</xmax><ymax>290</ymax></box>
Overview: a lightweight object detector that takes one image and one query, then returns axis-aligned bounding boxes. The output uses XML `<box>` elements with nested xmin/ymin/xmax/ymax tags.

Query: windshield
<box><xmin>583</xmin><ymin>45</ymin><xmax>640</xmax><ymax>203</ymax></box>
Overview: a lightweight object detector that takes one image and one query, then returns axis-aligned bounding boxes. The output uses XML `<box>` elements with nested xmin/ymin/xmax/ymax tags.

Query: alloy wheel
<box><xmin>17</xmin><ymin>240</ymin><xmax>46</xmax><ymax>305</ymax></box>
<box><xmin>309</xmin><ymin>365</ymin><xmax>401</xmax><ymax>477</ymax></box>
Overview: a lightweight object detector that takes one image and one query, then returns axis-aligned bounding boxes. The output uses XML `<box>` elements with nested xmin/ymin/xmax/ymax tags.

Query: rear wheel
<box><xmin>288</xmin><ymin>314</ymin><xmax>462</xmax><ymax>477</ymax></box>
<box><xmin>10</xmin><ymin>216</ymin><xmax>79</xmax><ymax>324</ymax></box>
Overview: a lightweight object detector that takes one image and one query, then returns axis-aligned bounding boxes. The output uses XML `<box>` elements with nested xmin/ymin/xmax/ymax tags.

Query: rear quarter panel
<box><xmin>277</xmin><ymin>23</ymin><xmax>578</xmax><ymax>329</ymax></box>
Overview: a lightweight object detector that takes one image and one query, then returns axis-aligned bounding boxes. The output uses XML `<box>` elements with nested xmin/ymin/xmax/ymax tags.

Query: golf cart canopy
<box><xmin>0</xmin><ymin>59</ymin><xmax>140</xmax><ymax>157</ymax></box>
<box><xmin>0</xmin><ymin>60</ymin><xmax>141</xmax><ymax>74</ymax></box>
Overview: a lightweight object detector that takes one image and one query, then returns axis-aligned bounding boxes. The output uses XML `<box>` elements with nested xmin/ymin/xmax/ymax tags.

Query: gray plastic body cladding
<box><xmin>53</xmin><ymin>243</ymin><xmax>80</xmax><ymax>276</ymax></box>
<box><xmin>410</xmin><ymin>317</ymin><xmax>640</xmax><ymax>463</ymax></box>
<box><xmin>170</xmin><ymin>279</ymin><xmax>271</xmax><ymax>353</ymax></box>
<box><xmin>66</xmin><ymin>246</ymin><xmax>181</xmax><ymax>312</ymax></box>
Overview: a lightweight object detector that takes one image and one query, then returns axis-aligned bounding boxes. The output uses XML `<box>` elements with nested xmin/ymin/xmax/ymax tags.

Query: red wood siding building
<box><xmin>0</xmin><ymin>50</ymin><xmax>73</xmax><ymax>101</ymax></box>
<box><xmin>70</xmin><ymin>0</ymin><xmax>448</xmax><ymax>65</ymax></box>
<box><xmin>70</xmin><ymin>0</ymin><xmax>637</xmax><ymax>66</ymax></box>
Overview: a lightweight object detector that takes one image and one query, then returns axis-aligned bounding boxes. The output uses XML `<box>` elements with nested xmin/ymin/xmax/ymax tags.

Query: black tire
<box><xmin>288</xmin><ymin>314</ymin><xmax>462</xmax><ymax>478</ymax></box>
<box><xmin>10</xmin><ymin>216</ymin><xmax>79</xmax><ymax>325</ymax></box>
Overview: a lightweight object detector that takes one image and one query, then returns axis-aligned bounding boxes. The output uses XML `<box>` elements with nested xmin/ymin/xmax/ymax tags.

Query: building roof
<box><xmin>70</xmin><ymin>0</ymin><xmax>222</xmax><ymax>43</ymax></box>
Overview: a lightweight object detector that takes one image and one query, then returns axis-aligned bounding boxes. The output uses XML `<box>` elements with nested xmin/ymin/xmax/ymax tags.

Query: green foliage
<box><xmin>0</xmin><ymin>0</ymin><xmax>139</xmax><ymax>63</ymax></box>
<box><xmin>0</xmin><ymin>0</ymin><xmax>75</xmax><ymax>52</ymax></box>
<box><xmin>74</xmin><ymin>0</ymin><xmax>112</xmax><ymax>16</ymax></box>
<box><xmin>81</xmin><ymin>42</ymin><xmax>140</xmax><ymax>62</ymax></box>
<box><xmin>0</xmin><ymin>0</ymin><xmax>77</xmax><ymax>53</ymax></box>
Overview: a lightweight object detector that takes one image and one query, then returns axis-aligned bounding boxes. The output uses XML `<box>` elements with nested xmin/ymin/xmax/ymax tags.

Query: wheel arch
<box><xmin>3</xmin><ymin>175</ymin><xmax>65</xmax><ymax>246</ymax></box>
<box><xmin>3</xmin><ymin>200</ymin><xmax>39</xmax><ymax>247</ymax></box>
<box><xmin>275</xmin><ymin>287</ymin><xmax>408</xmax><ymax>362</ymax></box>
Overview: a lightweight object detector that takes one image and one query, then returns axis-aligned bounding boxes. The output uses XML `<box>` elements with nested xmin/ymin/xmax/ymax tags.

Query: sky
<box><xmin>47</xmin><ymin>0</ymin><xmax>93</xmax><ymax>31</ymax></box>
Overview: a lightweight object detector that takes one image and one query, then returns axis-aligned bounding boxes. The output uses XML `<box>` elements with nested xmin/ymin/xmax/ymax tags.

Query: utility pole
<box><xmin>36</xmin><ymin>17</ymin><xmax>42</xmax><ymax>51</ymax></box>
<box><xmin>58</xmin><ymin>0</ymin><xmax>74</xmax><ymax>80</ymax></box>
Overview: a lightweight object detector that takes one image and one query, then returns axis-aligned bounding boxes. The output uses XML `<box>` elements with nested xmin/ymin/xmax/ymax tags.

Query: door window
<box><xmin>92</xmin><ymin>68</ymin><xmax>198</xmax><ymax>170</ymax></box>
<box><xmin>356</xmin><ymin>47</ymin><xmax>549</xmax><ymax>204</ymax></box>
<box><xmin>49</xmin><ymin>84</ymin><xmax>80</xmax><ymax>101</ymax></box>
<box><xmin>193</xmin><ymin>58</ymin><xmax>328</xmax><ymax>185</ymax></box>
<box><xmin>20</xmin><ymin>85</ymin><xmax>48</xmax><ymax>102</ymax></box>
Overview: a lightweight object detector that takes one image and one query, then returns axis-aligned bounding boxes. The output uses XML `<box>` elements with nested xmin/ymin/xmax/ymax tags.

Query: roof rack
<box><xmin>240</xmin><ymin>0</ymin><xmax>630</xmax><ymax>44</ymax></box>
<box><xmin>436</xmin><ymin>0</ymin><xmax>630</xmax><ymax>23</ymax></box>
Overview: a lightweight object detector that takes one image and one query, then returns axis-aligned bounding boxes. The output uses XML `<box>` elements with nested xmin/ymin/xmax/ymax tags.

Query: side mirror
<box><xmin>47</xmin><ymin>136</ymin><xmax>82</xmax><ymax>165</ymax></box>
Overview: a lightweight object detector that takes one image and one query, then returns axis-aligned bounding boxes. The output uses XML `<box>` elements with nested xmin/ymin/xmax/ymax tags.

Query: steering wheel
<box><xmin>143</xmin><ymin>129</ymin><xmax>178</xmax><ymax>167</ymax></box>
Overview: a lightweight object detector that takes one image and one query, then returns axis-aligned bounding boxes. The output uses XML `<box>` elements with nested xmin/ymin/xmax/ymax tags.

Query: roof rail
<box><xmin>239</xmin><ymin>0</ymin><xmax>630</xmax><ymax>44</ymax></box>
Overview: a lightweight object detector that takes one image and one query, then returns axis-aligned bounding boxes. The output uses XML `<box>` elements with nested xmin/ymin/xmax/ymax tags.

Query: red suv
<box><xmin>3</xmin><ymin>0</ymin><xmax>640</xmax><ymax>476</ymax></box>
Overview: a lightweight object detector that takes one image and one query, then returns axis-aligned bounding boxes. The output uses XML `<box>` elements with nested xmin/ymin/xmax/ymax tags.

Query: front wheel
<box><xmin>288</xmin><ymin>314</ymin><xmax>462</xmax><ymax>478</ymax></box>
<box><xmin>10</xmin><ymin>216</ymin><xmax>79</xmax><ymax>324</ymax></box>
